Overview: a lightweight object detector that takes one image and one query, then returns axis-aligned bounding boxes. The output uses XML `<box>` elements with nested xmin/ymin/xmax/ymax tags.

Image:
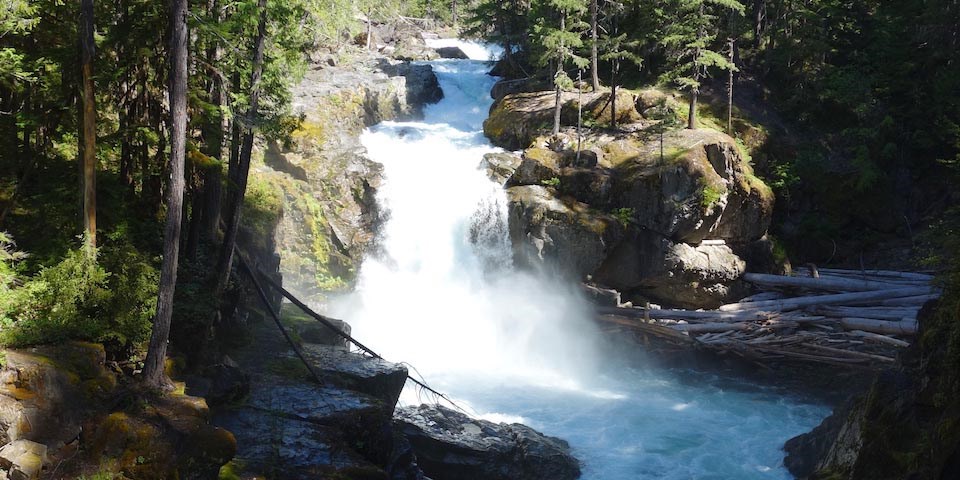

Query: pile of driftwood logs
<box><xmin>595</xmin><ymin>268</ymin><xmax>940</xmax><ymax>368</ymax></box>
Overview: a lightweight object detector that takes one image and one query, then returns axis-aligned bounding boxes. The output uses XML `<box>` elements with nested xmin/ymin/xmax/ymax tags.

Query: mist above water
<box><xmin>330</xmin><ymin>41</ymin><xmax>827</xmax><ymax>479</ymax></box>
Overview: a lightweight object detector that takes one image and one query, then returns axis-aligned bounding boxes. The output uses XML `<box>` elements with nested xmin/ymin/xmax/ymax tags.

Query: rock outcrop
<box><xmin>783</xmin><ymin>300</ymin><xmax>960</xmax><ymax>480</ymax></box>
<box><xmin>491</xmin><ymin>125</ymin><xmax>777</xmax><ymax>308</ymax></box>
<box><xmin>254</xmin><ymin>47</ymin><xmax>444</xmax><ymax>300</ymax></box>
<box><xmin>395</xmin><ymin>404</ymin><xmax>581</xmax><ymax>480</ymax></box>
<box><xmin>484</xmin><ymin>90</ymin><xmax>642</xmax><ymax>150</ymax></box>
<box><xmin>0</xmin><ymin>342</ymin><xmax>235</xmax><ymax>479</ymax></box>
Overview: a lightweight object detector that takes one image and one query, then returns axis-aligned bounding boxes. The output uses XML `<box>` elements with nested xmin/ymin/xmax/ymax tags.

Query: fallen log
<box><xmin>743</xmin><ymin>272</ymin><xmax>917</xmax><ymax>292</ymax></box>
<box><xmin>718</xmin><ymin>286</ymin><xmax>934</xmax><ymax>312</ymax></box>
<box><xmin>596</xmin><ymin>315</ymin><xmax>694</xmax><ymax>342</ymax></box>
<box><xmin>812</xmin><ymin>305</ymin><xmax>920</xmax><ymax>321</ymax></box>
<box><xmin>839</xmin><ymin>317</ymin><xmax>918</xmax><ymax>335</ymax></box>
<box><xmin>848</xmin><ymin>330</ymin><xmax>910</xmax><ymax>347</ymax></box>
<box><xmin>737</xmin><ymin>292</ymin><xmax>787</xmax><ymax>303</ymax></box>
<box><xmin>842</xmin><ymin>294</ymin><xmax>940</xmax><ymax>307</ymax></box>
<box><xmin>802</xmin><ymin>343</ymin><xmax>896</xmax><ymax>363</ymax></box>
<box><xmin>815</xmin><ymin>268</ymin><xmax>935</xmax><ymax>281</ymax></box>
<box><xmin>596</xmin><ymin>306</ymin><xmax>771</xmax><ymax>322</ymax></box>
<box><xmin>671</xmin><ymin>322</ymin><xmax>752</xmax><ymax>334</ymax></box>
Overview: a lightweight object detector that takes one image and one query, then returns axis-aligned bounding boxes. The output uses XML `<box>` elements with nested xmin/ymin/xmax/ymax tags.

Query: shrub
<box><xmin>0</xmin><ymin>235</ymin><xmax>158</xmax><ymax>356</ymax></box>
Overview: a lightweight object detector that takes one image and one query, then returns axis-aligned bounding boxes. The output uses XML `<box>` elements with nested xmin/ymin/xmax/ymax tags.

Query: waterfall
<box><xmin>331</xmin><ymin>41</ymin><xmax>827</xmax><ymax>479</ymax></box>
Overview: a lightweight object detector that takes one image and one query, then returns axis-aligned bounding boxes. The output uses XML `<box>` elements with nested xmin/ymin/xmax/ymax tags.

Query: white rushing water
<box><xmin>332</xmin><ymin>41</ymin><xmax>828</xmax><ymax>479</ymax></box>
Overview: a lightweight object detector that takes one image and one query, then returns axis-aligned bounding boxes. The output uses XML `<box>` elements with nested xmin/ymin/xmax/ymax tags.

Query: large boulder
<box><xmin>479</xmin><ymin>152</ymin><xmax>522</xmax><ymax>186</ymax></box>
<box><xmin>607</xmin><ymin>129</ymin><xmax>774</xmax><ymax>245</ymax></box>
<box><xmin>484</xmin><ymin>90</ymin><xmax>640</xmax><ymax>150</ymax></box>
<box><xmin>506</xmin><ymin>185</ymin><xmax>623</xmax><ymax>279</ymax></box>
<box><xmin>395</xmin><ymin>404</ymin><xmax>580</xmax><ymax>480</ymax></box>
<box><xmin>593</xmin><ymin>229</ymin><xmax>749</xmax><ymax>309</ymax></box>
<box><xmin>501</xmin><ymin>129</ymin><xmax>774</xmax><ymax>307</ymax></box>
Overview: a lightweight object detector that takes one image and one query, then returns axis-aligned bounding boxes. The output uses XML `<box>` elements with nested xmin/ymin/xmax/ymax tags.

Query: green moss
<box><xmin>241</xmin><ymin>175</ymin><xmax>284</xmax><ymax>250</ymax></box>
<box><xmin>611</xmin><ymin>207</ymin><xmax>635</xmax><ymax>228</ymax></box>
<box><xmin>218</xmin><ymin>460</ymin><xmax>244</xmax><ymax>480</ymax></box>
<box><xmin>541</xmin><ymin>177</ymin><xmax>561</xmax><ymax>187</ymax></box>
<box><xmin>698</xmin><ymin>178</ymin><xmax>727</xmax><ymax>209</ymax></box>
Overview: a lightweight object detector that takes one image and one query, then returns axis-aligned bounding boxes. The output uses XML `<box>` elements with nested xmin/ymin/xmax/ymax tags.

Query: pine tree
<box><xmin>660</xmin><ymin>0</ymin><xmax>744</xmax><ymax>129</ymax></box>
<box><xmin>533</xmin><ymin>0</ymin><xmax>589</xmax><ymax>136</ymax></box>
<box><xmin>142</xmin><ymin>0</ymin><xmax>189</xmax><ymax>389</ymax></box>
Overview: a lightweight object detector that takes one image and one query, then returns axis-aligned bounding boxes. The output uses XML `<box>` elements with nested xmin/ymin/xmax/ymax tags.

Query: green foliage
<box><xmin>541</xmin><ymin>177</ymin><xmax>561</xmax><ymax>187</ymax></box>
<box><xmin>698</xmin><ymin>178</ymin><xmax>725</xmax><ymax>209</ymax></box>
<box><xmin>611</xmin><ymin>207</ymin><xmax>635</xmax><ymax>227</ymax></box>
<box><xmin>659</xmin><ymin>0</ymin><xmax>743</xmax><ymax>96</ymax></box>
<box><xmin>0</xmin><ymin>236</ymin><xmax>157</xmax><ymax>353</ymax></box>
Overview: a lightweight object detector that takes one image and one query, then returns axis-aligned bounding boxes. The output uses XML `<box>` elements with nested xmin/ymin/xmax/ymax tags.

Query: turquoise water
<box><xmin>333</xmin><ymin>41</ymin><xmax>828</xmax><ymax>479</ymax></box>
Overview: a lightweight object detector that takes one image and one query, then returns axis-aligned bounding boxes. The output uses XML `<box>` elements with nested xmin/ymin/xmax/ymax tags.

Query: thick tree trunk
<box><xmin>590</xmin><ymin>0</ymin><xmax>600</xmax><ymax>91</ymax></box>
<box><xmin>142</xmin><ymin>0</ymin><xmax>189</xmax><ymax>389</ymax></box>
<box><xmin>197</xmin><ymin>0</ymin><xmax>224</xmax><ymax>246</ymax></box>
<box><xmin>215</xmin><ymin>0</ymin><xmax>268</xmax><ymax>296</ymax></box>
<box><xmin>80</xmin><ymin>0</ymin><xmax>97</xmax><ymax>249</ymax></box>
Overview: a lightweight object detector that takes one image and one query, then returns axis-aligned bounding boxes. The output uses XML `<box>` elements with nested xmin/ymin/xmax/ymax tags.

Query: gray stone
<box><xmin>479</xmin><ymin>152</ymin><xmax>522</xmax><ymax>186</ymax></box>
<box><xmin>0</xmin><ymin>440</ymin><xmax>48</xmax><ymax>480</ymax></box>
<box><xmin>301</xmin><ymin>345</ymin><xmax>408</xmax><ymax>411</ymax></box>
<box><xmin>395</xmin><ymin>404</ymin><xmax>580</xmax><ymax>480</ymax></box>
<box><xmin>435</xmin><ymin>46</ymin><xmax>469</xmax><ymax>59</ymax></box>
<box><xmin>506</xmin><ymin>185</ymin><xmax>622</xmax><ymax>280</ymax></box>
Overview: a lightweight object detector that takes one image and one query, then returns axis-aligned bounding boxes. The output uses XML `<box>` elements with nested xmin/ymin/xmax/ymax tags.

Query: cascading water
<box><xmin>332</xmin><ymin>41</ymin><xmax>828</xmax><ymax>479</ymax></box>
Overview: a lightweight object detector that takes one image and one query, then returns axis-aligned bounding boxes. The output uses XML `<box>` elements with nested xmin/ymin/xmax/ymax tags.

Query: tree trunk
<box><xmin>590</xmin><ymin>0</ymin><xmax>600</xmax><ymax>91</ymax></box>
<box><xmin>551</xmin><ymin>13</ymin><xmax>565</xmax><ymax>137</ymax></box>
<box><xmin>215</xmin><ymin>0</ymin><xmax>268</xmax><ymax>296</ymax></box>
<box><xmin>199</xmin><ymin>0</ymin><xmax>224</xmax><ymax>244</ymax></box>
<box><xmin>452</xmin><ymin>0</ymin><xmax>458</xmax><ymax>26</ymax></box>
<box><xmin>142</xmin><ymin>0</ymin><xmax>189</xmax><ymax>389</ymax></box>
<box><xmin>753</xmin><ymin>0</ymin><xmax>765</xmax><ymax>49</ymax></box>
<box><xmin>80</xmin><ymin>0</ymin><xmax>97</xmax><ymax>249</ymax></box>
<box><xmin>610</xmin><ymin>12</ymin><xmax>619</xmax><ymax>129</ymax></box>
<box><xmin>727</xmin><ymin>38</ymin><xmax>735</xmax><ymax>134</ymax></box>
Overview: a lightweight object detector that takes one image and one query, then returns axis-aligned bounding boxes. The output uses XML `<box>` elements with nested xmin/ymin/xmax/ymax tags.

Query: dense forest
<box><xmin>1</xmin><ymin>0</ymin><xmax>960</xmax><ymax>478</ymax></box>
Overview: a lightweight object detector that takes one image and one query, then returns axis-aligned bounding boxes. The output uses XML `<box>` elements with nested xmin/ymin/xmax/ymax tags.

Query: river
<box><xmin>331</xmin><ymin>40</ymin><xmax>828</xmax><ymax>479</ymax></box>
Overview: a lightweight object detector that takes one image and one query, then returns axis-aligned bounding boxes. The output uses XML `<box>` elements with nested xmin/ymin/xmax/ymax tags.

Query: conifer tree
<box><xmin>533</xmin><ymin>0</ymin><xmax>589</xmax><ymax>136</ymax></box>
<box><xmin>660</xmin><ymin>0</ymin><xmax>743</xmax><ymax>129</ymax></box>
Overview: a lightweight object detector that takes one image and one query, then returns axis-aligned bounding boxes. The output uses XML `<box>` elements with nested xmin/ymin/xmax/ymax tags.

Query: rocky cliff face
<box><xmin>250</xmin><ymin>48</ymin><xmax>443</xmax><ymax>301</ymax></box>
<box><xmin>784</xmin><ymin>296</ymin><xmax>960</xmax><ymax>480</ymax></box>
<box><xmin>483</xmin><ymin>90</ymin><xmax>780</xmax><ymax>308</ymax></box>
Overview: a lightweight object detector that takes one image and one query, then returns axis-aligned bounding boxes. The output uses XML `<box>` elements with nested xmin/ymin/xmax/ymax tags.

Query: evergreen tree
<box><xmin>142</xmin><ymin>0</ymin><xmax>188</xmax><ymax>389</ymax></box>
<box><xmin>533</xmin><ymin>0</ymin><xmax>589</xmax><ymax>136</ymax></box>
<box><xmin>660</xmin><ymin>0</ymin><xmax>744</xmax><ymax>129</ymax></box>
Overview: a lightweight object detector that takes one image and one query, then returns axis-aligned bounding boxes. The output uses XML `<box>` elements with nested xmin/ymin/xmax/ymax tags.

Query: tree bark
<box><xmin>551</xmin><ymin>13</ymin><xmax>566</xmax><ymax>137</ymax></box>
<box><xmin>727</xmin><ymin>38</ymin><xmax>734</xmax><ymax>134</ymax></box>
<box><xmin>80</xmin><ymin>0</ymin><xmax>97</xmax><ymax>249</ymax></box>
<box><xmin>142</xmin><ymin>0</ymin><xmax>189</xmax><ymax>389</ymax></box>
<box><xmin>215</xmin><ymin>0</ymin><xmax>268</xmax><ymax>296</ymax></box>
<box><xmin>590</xmin><ymin>0</ymin><xmax>600</xmax><ymax>91</ymax></box>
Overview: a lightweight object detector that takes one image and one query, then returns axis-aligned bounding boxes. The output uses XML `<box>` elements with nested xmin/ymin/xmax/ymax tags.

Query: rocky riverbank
<box><xmin>481</xmin><ymin>88</ymin><xmax>780</xmax><ymax>309</ymax></box>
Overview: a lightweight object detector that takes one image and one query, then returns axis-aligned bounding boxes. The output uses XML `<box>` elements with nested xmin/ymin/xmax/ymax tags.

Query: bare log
<box><xmin>737</xmin><ymin>292</ymin><xmax>787</xmax><ymax>303</ymax></box>
<box><xmin>848</xmin><ymin>330</ymin><xmax>910</xmax><ymax>347</ymax></box>
<box><xmin>596</xmin><ymin>315</ymin><xmax>694</xmax><ymax>342</ymax></box>
<box><xmin>803</xmin><ymin>343</ymin><xmax>896</xmax><ymax>363</ymax></box>
<box><xmin>839</xmin><ymin>317</ymin><xmax>918</xmax><ymax>335</ymax></box>
<box><xmin>671</xmin><ymin>322</ymin><xmax>752</xmax><ymax>334</ymax></box>
<box><xmin>743</xmin><ymin>273</ymin><xmax>916</xmax><ymax>292</ymax></box>
<box><xmin>815</xmin><ymin>268</ymin><xmax>935</xmax><ymax>281</ymax></box>
<box><xmin>812</xmin><ymin>305</ymin><xmax>920</xmax><ymax>321</ymax></box>
<box><xmin>597</xmin><ymin>306</ymin><xmax>771</xmax><ymax>322</ymax></box>
<box><xmin>718</xmin><ymin>287</ymin><xmax>934</xmax><ymax>312</ymax></box>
